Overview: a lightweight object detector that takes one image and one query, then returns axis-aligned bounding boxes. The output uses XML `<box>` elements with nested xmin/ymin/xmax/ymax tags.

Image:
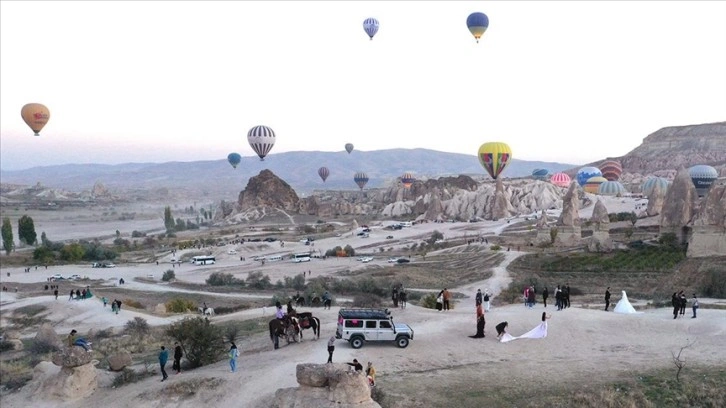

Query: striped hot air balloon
<box><xmin>550</xmin><ymin>172</ymin><xmax>571</xmax><ymax>187</ymax></box>
<box><xmin>641</xmin><ymin>177</ymin><xmax>670</xmax><ymax>197</ymax></box>
<box><xmin>598</xmin><ymin>180</ymin><xmax>627</xmax><ymax>196</ymax></box>
<box><xmin>401</xmin><ymin>172</ymin><xmax>415</xmax><ymax>188</ymax></box>
<box><xmin>247</xmin><ymin>125</ymin><xmax>276</xmax><ymax>161</ymax></box>
<box><xmin>354</xmin><ymin>171</ymin><xmax>369</xmax><ymax>190</ymax></box>
<box><xmin>363</xmin><ymin>18</ymin><xmax>379</xmax><ymax>40</ymax></box>
<box><xmin>599</xmin><ymin>160</ymin><xmax>623</xmax><ymax>181</ymax></box>
<box><xmin>318</xmin><ymin>166</ymin><xmax>330</xmax><ymax>182</ymax></box>
<box><xmin>477</xmin><ymin>142</ymin><xmax>512</xmax><ymax>180</ymax></box>
<box><xmin>584</xmin><ymin>176</ymin><xmax>608</xmax><ymax>194</ymax></box>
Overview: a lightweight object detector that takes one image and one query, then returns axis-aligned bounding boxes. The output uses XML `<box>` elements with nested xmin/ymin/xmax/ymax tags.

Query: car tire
<box><xmin>396</xmin><ymin>336</ymin><xmax>409</xmax><ymax>348</ymax></box>
<box><xmin>350</xmin><ymin>336</ymin><xmax>364</xmax><ymax>349</ymax></box>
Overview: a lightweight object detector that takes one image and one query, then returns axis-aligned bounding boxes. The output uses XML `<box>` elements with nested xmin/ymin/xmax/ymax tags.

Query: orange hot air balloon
<box><xmin>21</xmin><ymin>103</ymin><xmax>50</xmax><ymax>136</ymax></box>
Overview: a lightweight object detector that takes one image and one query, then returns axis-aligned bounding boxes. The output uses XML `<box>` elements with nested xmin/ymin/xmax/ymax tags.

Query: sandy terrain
<box><xmin>1</xmin><ymin>196</ymin><xmax>724</xmax><ymax>408</ymax></box>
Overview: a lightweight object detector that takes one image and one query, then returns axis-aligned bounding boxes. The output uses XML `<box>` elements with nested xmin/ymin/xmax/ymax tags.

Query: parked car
<box><xmin>336</xmin><ymin>308</ymin><xmax>414</xmax><ymax>349</ymax></box>
<box><xmin>263</xmin><ymin>237</ymin><xmax>277</xmax><ymax>242</ymax></box>
<box><xmin>396</xmin><ymin>258</ymin><xmax>410</xmax><ymax>264</ymax></box>
<box><xmin>51</xmin><ymin>274</ymin><xmax>64</xmax><ymax>281</ymax></box>
<box><xmin>102</xmin><ymin>263</ymin><xmax>117</xmax><ymax>268</ymax></box>
<box><xmin>361</xmin><ymin>257</ymin><xmax>373</xmax><ymax>263</ymax></box>
<box><xmin>386</xmin><ymin>235</ymin><xmax>394</xmax><ymax>239</ymax></box>
<box><xmin>227</xmin><ymin>249</ymin><xmax>237</xmax><ymax>255</ymax></box>
<box><xmin>69</xmin><ymin>274</ymin><xmax>81</xmax><ymax>280</ymax></box>
<box><xmin>387</xmin><ymin>258</ymin><xmax>398</xmax><ymax>263</ymax></box>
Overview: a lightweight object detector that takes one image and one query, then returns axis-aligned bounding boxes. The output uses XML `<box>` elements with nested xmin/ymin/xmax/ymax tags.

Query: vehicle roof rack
<box><xmin>338</xmin><ymin>308</ymin><xmax>391</xmax><ymax>319</ymax></box>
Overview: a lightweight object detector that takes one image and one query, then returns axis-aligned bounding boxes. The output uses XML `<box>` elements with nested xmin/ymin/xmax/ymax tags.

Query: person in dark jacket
<box><xmin>469</xmin><ymin>314</ymin><xmax>485</xmax><ymax>338</ymax></box>
<box><xmin>475</xmin><ymin>289</ymin><xmax>482</xmax><ymax>306</ymax></box>
<box><xmin>159</xmin><ymin>346</ymin><xmax>169</xmax><ymax>381</ymax></box>
<box><xmin>605</xmin><ymin>287</ymin><xmax>611</xmax><ymax>311</ymax></box>
<box><xmin>672</xmin><ymin>292</ymin><xmax>679</xmax><ymax>319</ymax></box>
<box><xmin>542</xmin><ymin>287</ymin><xmax>549</xmax><ymax>308</ymax></box>
<box><xmin>346</xmin><ymin>358</ymin><xmax>363</xmax><ymax>371</ymax></box>
<box><xmin>495</xmin><ymin>321</ymin><xmax>508</xmax><ymax>339</ymax></box>
<box><xmin>173</xmin><ymin>342</ymin><xmax>183</xmax><ymax>374</ymax></box>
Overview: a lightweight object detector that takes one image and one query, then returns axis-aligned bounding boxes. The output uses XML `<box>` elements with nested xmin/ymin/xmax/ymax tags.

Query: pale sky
<box><xmin>1</xmin><ymin>1</ymin><xmax>725</xmax><ymax>171</ymax></box>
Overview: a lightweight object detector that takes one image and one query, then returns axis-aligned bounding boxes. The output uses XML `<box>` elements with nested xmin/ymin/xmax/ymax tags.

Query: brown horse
<box><xmin>268</xmin><ymin>317</ymin><xmax>298</xmax><ymax>349</ymax></box>
<box><xmin>289</xmin><ymin>311</ymin><xmax>320</xmax><ymax>340</ymax></box>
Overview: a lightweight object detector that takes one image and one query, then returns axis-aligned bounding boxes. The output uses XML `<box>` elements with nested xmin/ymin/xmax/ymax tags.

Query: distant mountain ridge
<box><xmin>0</xmin><ymin>148</ymin><xmax>577</xmax><ymax>200</ymax></box>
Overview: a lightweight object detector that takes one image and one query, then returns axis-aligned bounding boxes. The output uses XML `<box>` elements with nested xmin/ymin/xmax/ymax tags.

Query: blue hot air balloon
<box><xmin>689</xmin><ymin>165</ymin><xmax>718</xmax><ymax>196</ymax></box>
<box><xmin>577</xmin><ymin>166</ymin><xmax>602</xmax><ymax>187</ymax></box>
<box><xmin>466</xmin><ymin>12</ymin><xmax>489</xmax><ymax>43</ymax></box>
<box><xmin>227</xmin><ymin>153</ymin><xmax>242</xmax><ymax>169</ymax></box>
<box><xmin>363</xmin><ymin>18</ymin><xmax>379</xmax><ymax>40</ymax></box>
<box><xmin>532</xmin><ymin>168</ymin><xmax>549</xmax><ymax>180</ymax></box>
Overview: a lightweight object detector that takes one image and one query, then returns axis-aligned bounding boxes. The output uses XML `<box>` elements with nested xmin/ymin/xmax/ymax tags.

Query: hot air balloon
<box><xmin>641</xmin><ymin>177</ymin><xmax>670</xmax><ymax>198</ymax></box>
<box><xmin>354</xmin><ymin>171</ymin><xmax>369</xmax><ymax>190</ymax></box>
<box><xmin>599</xmin><ymin>160</ymin><xmax>623</xmax><ymax>181</ymax></box>
<box><xmin>21</xmin><ymin>103</ymin><xmax>50</xmax><ymax>136</ymax></box>
<box><xmin>688</xmin><ymin>165</ymin><xmax>718</xmax><ymax>196</ymax></box>
<box><xmin>466</xmin><ymin>12</ymin><xmax>489</xmax><ymax>43</ymax></box>
<box><xmin>247</xmin><ymin>125</ymin><xmax>276</xmax><ymax>161</ymax></box>
<box><xmin>598</xmin><ymin>180</ymin><xmax>627</xmax><ymax>196</ymax></box>
<box><xmin>227</xmin><ymin>153</ymin><xmax>242</xmax><ymax>169</ymax></box>
<box><xmin>550</xmin><ymin>172</ymin><xmax>571</xmax><ymax>187</ymax></box>
<box><xmin>401</xmin><ymin>172</ymin><xmax>415</xmax><ymax>188</ymax></box>
<box><xmin>477</xmin><ymin>142</ymin><xmax>512</xmax><ymax>180</ymax></box>
<box><xmin>584</xmin><ymin>176</ymin><xmax>608</xmax><ymax>194</ymax></box>
<box><xmin>576</xmin><ymin>167</ymin><xmax>602</xmax><ymax>187</ymax></box>
<box><xmin>318</xmin><ymin>166</ymin><xmax>330</xmax><ymax>182</ymax></box>
<box><xmin>532</xmin><ymin>168</ymin><xmax>549</xmax><ymax>181</ymax></box>
<box><xmin>345</xmin><ymin>143</ymin><xmax>354</xmax><ymax>154</ymax></box>
<box><xmin>363</xmin><ymin>17</ymin><xmax>379</xmax><ymax>40</ymax></box>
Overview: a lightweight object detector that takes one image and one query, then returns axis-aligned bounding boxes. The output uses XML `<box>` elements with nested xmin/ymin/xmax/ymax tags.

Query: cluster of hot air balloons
<box><xmin>363</xmin><ymin>12</ymin><xmax>489</xmax><ymax>43</ymax></box>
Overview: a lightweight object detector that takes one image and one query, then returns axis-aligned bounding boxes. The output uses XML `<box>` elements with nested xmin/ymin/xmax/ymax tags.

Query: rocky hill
<box><xmin>587</xmin><ymin>122</ymin><xmax>726</xmax><ymax>180</ymax></box>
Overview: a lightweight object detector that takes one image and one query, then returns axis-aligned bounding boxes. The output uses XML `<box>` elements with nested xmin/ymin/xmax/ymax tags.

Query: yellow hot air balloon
<box><xmin>477</xmin><ymin>142</ymin><xmax>512</xmax><ymax>180</ymax></box>
<box><xmin>21</xmin><ymin>103</ymin><xmax>50</xmax><ymax>136</ymax></box>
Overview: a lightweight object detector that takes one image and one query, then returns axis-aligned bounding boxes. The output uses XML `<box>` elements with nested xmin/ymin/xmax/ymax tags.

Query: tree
<box><xmin>1</xmin><ymin>217</ymin><xmax>13</xmax><ymax>255</ymax></box>
<box><xmin>165</xmin><ymin>317</ymin><xmax>224</xmax><ymax>368</ymax></box>
<box><xmin>60</xmin><ymin>243</ymin><xmax>85</xmax><ymax>262</ymax></box>
<box><xmin>18</xmin><ymin>215</ymin><xmax>37</xmax><ymax>245</ymax></box>
<box><xmin>163</xmin><ymin>206</ymin><xmax>174</xmax><ymax>231</ymax></box>
<box><xmin>41</xmin><ymin>231</ymin><xmax>49</xmax><ymax>246</ymax></box>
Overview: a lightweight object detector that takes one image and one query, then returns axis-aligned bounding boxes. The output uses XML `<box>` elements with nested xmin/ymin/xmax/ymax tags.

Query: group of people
<box><xmin>158</xmin><ymin>342</ymin><xmax>184</xmax><ymax>381</ymax></box>
<box><xmin>345</xmin><ymin>358</ymin><xmax>376</xmax><ymax>387</ymax></box>
<box><xmin>68</xmin><ymin>287</ymin><xmax>93</xmax><ymax>300</ymax></box>
<box><xmin>435</xmin><ymin>288</ymin><xmax>451</xmax><ymax>311</ymax></box>
<box><xmin>475</xmin><ymin>289</ymin><xmax>491</xmax><ymax>311</ymax></box>
<box><xmin>672</xmin><ymin>291</ymin><xmax>699</xmax><ymax>319</ymax></box>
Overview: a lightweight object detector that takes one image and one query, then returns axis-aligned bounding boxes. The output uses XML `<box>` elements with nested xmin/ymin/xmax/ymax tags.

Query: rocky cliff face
<box><xmin>687</xmin><ymin>184</ymin><xmax>726</xmax><ymax>257</ymax></box>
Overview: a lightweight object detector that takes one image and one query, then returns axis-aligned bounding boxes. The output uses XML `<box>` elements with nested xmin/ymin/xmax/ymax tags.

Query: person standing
<box><xmin>327</xmin><ymin>335</ymin><xmax>335</xmax><ymax>363</ymax></box>
<box><xmin>679</xmin><ymin>292</ymin><xmax>687</xmax><ymax>317</ymax></box>
<box><xmin>475</xmin><ymin>289</ymin><xmax>482</xmax><ymax>306</ymax></box>
<box><xmin>54</xmin><ymin>289</ymin><xmax>59</xmax><ymax>300</ymax></box>
<box><xmin>484</xmin><ymin>290</ymin><xmax>491</xmax><ymax>312</ymax></box>
<box><xmin>605</xmin><ymin>287</ymin><xmax>611</xmax><ymax>311</ymax></box>
<box><xmin>436</xmin><ymin>290</ymin><xmax>444</xmax><ymax>312</ymax></box>
<box><xmin>672</xmin><ymin>292</ymin><xmax>680</xmax><ymax>319</ymax></box>
<box><xmin>691</xmin><ymin>294</ymin><xmax>699</xmax><ymax>318</ymax></box>
<box><xmin>366</xmin><ymin>362</ymin><xmax>376</xmax><ymax>387</ymax></box>
<box><xmin>564</xmin><ymin>285</ymin><xmax>571</xmax><ymax>309</ymax></box>
<box><xmin>173</xmin><ymin>342</ymin><xmax>183</xmax><ymax>374</ymax></box>
<box><xmin>542</xmin><ymin>286</ymin><xmax>549</xmax><ymax>308</ymax></box>
<box><xmin>555</xmin><ymin>285</ymin><xmax>562</xmax><ymax>310</ymax></box>
<box><xmin>229</xmin><ymin>342</ymin><xmax>239</xmax><ymax>373</ymax></box>
<box><xmin>159</xmin><ymin>346</ymin><xmax>169</xmax><ymax>382</ymax></box>
<box><xmin>443</xmin><ymin>288</ymin><xmax>451</xmax><ymax>311</ymax></box>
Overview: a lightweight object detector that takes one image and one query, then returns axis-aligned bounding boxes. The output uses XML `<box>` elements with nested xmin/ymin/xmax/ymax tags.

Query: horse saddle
<box><xmin>300</xmin><ymin>317</ymin><xmax>310</xmax><ymax>328</ymax></box>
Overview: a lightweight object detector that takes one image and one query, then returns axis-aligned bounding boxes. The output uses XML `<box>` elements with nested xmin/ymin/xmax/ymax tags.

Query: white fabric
<box><xmin>499</xmin><ymin>322</ymin><xmax>548</xmax><ymax>342</ymax></box>
<box><xmin>613</xmin><ymin>290</ymin><xmax>637</xmax><ymax>314</ymax></box>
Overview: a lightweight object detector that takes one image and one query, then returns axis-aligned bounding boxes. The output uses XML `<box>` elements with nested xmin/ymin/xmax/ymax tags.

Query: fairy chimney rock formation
<box><xmin>272</xmin><ymin>363</ymin><xmax>381</xmax><ymax>408</ymax></box>
<box><xmin>646</xmin><ymin>179</ymin><xmax>666</xmax><ymax>217</ymax></box>
<box><xmin>687</xmin><ymin>184</ymin><xmax>726</xmax><ymax>257</ymax></box>
<box><xmin>588</xmin><ymin>199</ymin><xmax>613</xmax><ymax>252</ymax></box>
<box><xmin>660</xmin><ymin>167</ymin><xmax>699</xmax><ymax>243</ymax></box>
<box><xmin>490</xmin><ymin>178</ymin><xmax>509</xmax><ymax>221</ymax></box>
<box><xmin>554</xmin><ymin>182</ymin><xmax>582</xmax><ymax>246</ymax></box>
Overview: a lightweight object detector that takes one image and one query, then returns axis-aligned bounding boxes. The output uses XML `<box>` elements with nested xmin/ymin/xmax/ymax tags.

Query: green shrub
<box><xmin>490</xmin><ymin>245</ymin><xmax>502</xmax><ymax>251</ymax></box>
<box><xmin>207</xmin><ymin>272</ymin><xmax>244</xmax><ymax>286</ymax></box>
<box><xmin>124</xmin><ymin>317</ymin><xmax>150</xmax><ymax>336</ymax></box>
<box><xmin>111</xmin><ymin>366</ymin><xmax>155</xmax><ymax>388</ymax></box>
<box><xmin>123</xmin><ymin>299</ymin><xmax>144</xmax><ymax>309</ymax></box>
<box><xmin>246</xmin><ymin>271</ymin><xmax>271</xmax><ymax>290</ymax></box>
<box><xmin>700</xmin><ymin>269</ymin><xmax>726</xmax><ymax>298</ymax></box>
<box><xmin>165</xmin><ymin>317</ymin><xmax>225</xmax><ymax>368</ymax></box>
<box><xmin>420</xmin><ymin>293</ymin><xmax>438</xmax><ymax>309</ymax></box>
<box><xmin>166</xmin><ymin>298</ymin><xmax>196</xmax><ymax>313</ymax></box>
<box><xmin>162</xmin><ymin>269</ymin><xmax>175</xmax><ymax>282</ymax></box>
<box><xmin>213</xmin><ymin>304</ymin><xmax>249</xmax><ymax>315</ymax></box>
<box><xmin>0</xmin><ymin>340</ymin><xmax>16</xmax><ymax>353</ymax></box>
<box><xmin>28</xmin><ymin>339</ymin><xmax>59</xmax><ymax>355</ymax></box>
<box><xmin>352</xmin><ymin>293</ymin><xmax>383</xmax><ymax>308</ymax></box>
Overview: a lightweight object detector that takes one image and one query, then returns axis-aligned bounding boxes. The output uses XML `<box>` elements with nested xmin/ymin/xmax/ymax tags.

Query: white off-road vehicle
<box><xmin>335</xmin><ymin>308</ymin><xmax>414</xmax><ymax>349</ymax></box>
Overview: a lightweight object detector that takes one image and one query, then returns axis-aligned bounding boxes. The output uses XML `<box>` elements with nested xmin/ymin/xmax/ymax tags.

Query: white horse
<box><xmin>198</xmin><ymin>307</ymin><xmax>215</xmax><ymax>316</ymax></box>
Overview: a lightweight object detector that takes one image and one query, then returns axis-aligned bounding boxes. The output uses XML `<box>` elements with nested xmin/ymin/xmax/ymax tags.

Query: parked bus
<box><xmin>190</xmin><ymin>256</ymin><xmax>216</xmax><ymax>265</ymax></box>
<box><xmin>292</xmin><ymin>253</ymin><xmax>311</xmax><ymax>263</ymax></box>
<box><xmin>267</xmin><ymin>255</ymin><xmax>283</xmax><ymax>262</ymax></box>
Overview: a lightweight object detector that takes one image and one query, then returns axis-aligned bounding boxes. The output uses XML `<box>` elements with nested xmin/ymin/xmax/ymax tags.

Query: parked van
<box><xmin>267</xmin><ymin>255</ymin><xmax>283</xmax><ymax>262</ymax></box>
